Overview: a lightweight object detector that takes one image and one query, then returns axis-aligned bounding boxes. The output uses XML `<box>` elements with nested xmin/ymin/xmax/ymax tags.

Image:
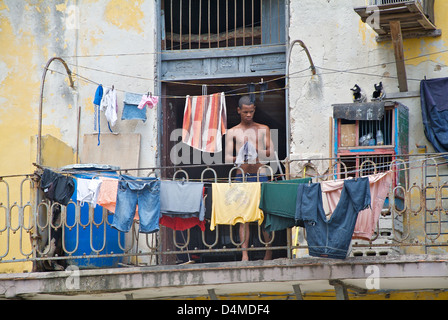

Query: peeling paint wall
<box><xmin>288</xmin><ymin>0</ymin><xmax>448</xmax><ymax>254</ymax></box>
<box><xmin>0</xmin><ymin>0</ymin><xmax>158</xmax><ymax>273</ymax></box>
<box><xmin>288</xmin><ymin>0</ymin><xmax>448</xmax><ymax>159</ymax></box>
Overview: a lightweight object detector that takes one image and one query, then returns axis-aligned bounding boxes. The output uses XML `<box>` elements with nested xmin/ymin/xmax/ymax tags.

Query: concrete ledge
<box><xmin>1</xmin><ymin>255</ymin><xmax>447</xmax><ymax>299</ymax></box>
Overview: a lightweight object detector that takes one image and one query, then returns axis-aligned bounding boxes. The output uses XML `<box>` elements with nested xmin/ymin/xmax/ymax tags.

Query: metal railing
<box><xmin>368</xmin><ymin>0</ymin><xmax>423</xmax><ymax>5</ymax></box>
<box><xmin>1</xmin><ymin>153</ymin><xmax>448</xmax><ymax>271</ymax></box>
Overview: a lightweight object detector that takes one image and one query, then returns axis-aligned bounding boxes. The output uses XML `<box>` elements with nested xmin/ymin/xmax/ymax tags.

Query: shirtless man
<box><xmin>225</xmin><ymin>95</ymin><xmax>274</xmax><ymax>261</ymax></box>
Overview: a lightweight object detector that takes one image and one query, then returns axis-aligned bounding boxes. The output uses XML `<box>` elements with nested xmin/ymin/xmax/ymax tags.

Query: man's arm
<box><xmin>225</xmin><ymin>129</ymin><xmax>236</xmax><ymax>164</ymax></box>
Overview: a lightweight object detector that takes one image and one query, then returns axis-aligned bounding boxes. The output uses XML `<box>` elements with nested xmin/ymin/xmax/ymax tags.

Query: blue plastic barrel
<box><xmin>64</xmin><ymin>173</ymin><xmax>124</xmax><ymax>269</ymax></box>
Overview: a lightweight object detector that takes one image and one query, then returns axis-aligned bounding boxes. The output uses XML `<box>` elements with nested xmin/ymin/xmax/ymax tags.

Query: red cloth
<box><xmin>160</xmin><ymin>215</ymin><xmax>206</xmax><ymax>231</ymax></box>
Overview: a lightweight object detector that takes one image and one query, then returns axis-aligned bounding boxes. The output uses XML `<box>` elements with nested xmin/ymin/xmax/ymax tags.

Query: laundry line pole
<box><xmin>285</xmin><ymin>40</ymin><xmax>316</xmax><ymax>159</ymax></box>
<box><xmin>36</xmin><ymin>57</ymin><xmax>75</xmax><ymax>166</ymax></box>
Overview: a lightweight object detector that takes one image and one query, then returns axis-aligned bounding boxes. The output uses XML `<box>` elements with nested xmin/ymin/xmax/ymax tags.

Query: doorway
<box><xmin>161</xmin><ymin>76</ymin><xmax>286</xmax><ymax>180</ymax></box>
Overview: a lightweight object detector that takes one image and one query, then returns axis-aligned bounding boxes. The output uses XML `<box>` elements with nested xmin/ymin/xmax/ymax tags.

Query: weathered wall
<box><xmin>287</xmin><ymin>0</ymin><xmax>448</xmax><ymax>253</ymax></box>
<box><xmin>0</xmin><ymin>0</ymin><xmax>158</xmax><ymax>273</ymax></box>
<box><xmin>288</xmin><ymin>0</ymin><xmax>448</xmax><ymax>159</ymax></box>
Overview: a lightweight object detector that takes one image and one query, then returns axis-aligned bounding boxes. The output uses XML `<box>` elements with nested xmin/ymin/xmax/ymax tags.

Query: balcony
<box><xmin>354</xmin><ymin>1</ymin><xmax>440</xmax><ymax>92</ymax></box>
<box><xmin>354</xmin><ymin>0</ymin><xmax>440</xmax><ymax>42</ymax></box>
<box><xmin>1</xmin><ymin>155</ymin><xmax>448</xmax><ymax>300</ymax></box>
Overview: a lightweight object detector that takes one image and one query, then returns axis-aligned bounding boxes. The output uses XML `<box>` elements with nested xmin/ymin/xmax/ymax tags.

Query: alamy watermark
<box><xmin>65</xmin><ymin>265</ymin><xmax>80</xmax><ymax>290</ymax></box>
<box><xmin>366</xmin><ymin>5</ymin><xmax>381</xmax><ymax>30</ymax></box>
<box><xmin>170</xmin><ymin>127</ymin><xmax>280</xmax><ymax>173</ymax></box>
<box><xmin>65</xmin><ymin>5</ymin><xmax>80</xmax><ymax>30</ymax></box>
<box><xmin>365</xmin><ymin>265</ymin><xmax>380</xmax><ymax>290</ymax></box>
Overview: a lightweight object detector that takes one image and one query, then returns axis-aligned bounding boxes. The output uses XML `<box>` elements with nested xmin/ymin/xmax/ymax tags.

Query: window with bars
<box><xmin>333</xmin><ymin>102</ymin><xmax>409</xmax><ymax>181</ymax></box>
<box><xmin>162</xmin><ymin>0</ymin><xmax>285</xmax><ymax>50</ymax></box>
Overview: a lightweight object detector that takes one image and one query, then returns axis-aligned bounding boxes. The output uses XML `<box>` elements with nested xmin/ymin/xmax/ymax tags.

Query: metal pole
<box><xmin>36</xmin><ymin>57</ymin><xmax>75</xmax><ymax>166</ymax></box>
<box><xmin>33</xmin><ymin>57</ymin><xmax>74</xmax><ymax>270</ymax></box>
<box><xmin>285</xmin><ymin>39</ymin><xmax>316</xmax><ymax>159</ymax></box>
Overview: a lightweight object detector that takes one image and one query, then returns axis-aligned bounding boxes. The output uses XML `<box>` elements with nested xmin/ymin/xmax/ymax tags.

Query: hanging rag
<box><xmin>138</xmin><ymin>94</ymin><xmax>159</xmax><ymax>110</ymax></box>
<box><xmin>93</xmin><ymin>84</ymin><xmax>103</xmax><ymax>145</ymax></box>
<box><xmin>259</xmin><ymin>178</ymin><xmax>311</xmax><ymax>233</ymax></box>
<box><xmin>122</xmin><ymin>92</ymin><xmax>147</xmax><ymax>122</ymax></box>
<box><xmin>182</xmin><ymin>92</ymin><xmax>227</xmax><ymax>153</ymax></box>
<box><xmin>247</xmin><ymin>83</ymin><xmax>256</xmax><ymax>103</ymax></box>
<box><xmin>40</xmin><ymin>169</ymin><xmax>75</xmax><ymax>206</ymax></box>
<box><xmin>160</xmin><ymin>180</ymin><xmax>205</xmax><ymax>220</ymax></box>
<box><xmin>100</xmin><ymin>87</ymin><xmax>118</xmax><ymax>127</ymax></box>
<box><xmin>296</xmin><ymin>177</ymin><xmax>371</xmax><ymax>259</ymax></box>
<box><xmin>235</xmin><ymin>141</ymin><xmax>258</xmax><ymax>165</ymax></box>
<box><xmin>321</xmin><ymin>171</ymin><xmax>393</xmax><ymax>241</ymax></box>
<box><xmin>210</xmin><ymin>182</ymin><xmax>263</xmax><ymax>231</ymax></box>
<box><xmin>420</xmin><ymin>77</ymin><xmax>448</xmax><ymax>154</ymax></box>
<box><xmin>259</xmin><ymin>82</ymin><xmax>268</xmax><ymax>102</ymax></box>
<box><xmin>76</xmin><ymin>178</ymin><xmax>102</xmax><ymax>208</ymax></box>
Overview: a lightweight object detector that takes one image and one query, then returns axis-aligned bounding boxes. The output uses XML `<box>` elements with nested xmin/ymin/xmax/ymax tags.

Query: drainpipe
<box><xmin>36</xmin><ymin>57</ymin><xmax>75</xmax><ymax>166</ymax></box>
<box><xmin>285</xmin><ymin>40</ymin><xmax>316</xmax><ymax>159</ymax></box>
<box><xmin>32</xmin><ymin>57</ymin><xmax>74</xmax><ymax>271</ymax></box>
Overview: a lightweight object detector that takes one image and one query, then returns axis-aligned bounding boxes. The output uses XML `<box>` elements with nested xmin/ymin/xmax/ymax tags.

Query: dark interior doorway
<box><xmin>161</xmin><ymin>76</ymin><xmax>286</xmax><ymax>181</ymax></box>
<box><xmin>160</xmin><ymin>76</ymin><xmax>287</xmax><ymax>263</ymax></box>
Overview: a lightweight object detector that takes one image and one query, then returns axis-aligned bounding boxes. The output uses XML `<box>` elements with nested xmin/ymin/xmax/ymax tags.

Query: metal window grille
<box><xmin>368</xmin><ymin>0</ymin><xmax>423</xmax><ymax>5</ymax></box>
<box><xmin>162</xmin><ymin>0</ymin><xmax>285</xmax><ymax>50</ymax></box>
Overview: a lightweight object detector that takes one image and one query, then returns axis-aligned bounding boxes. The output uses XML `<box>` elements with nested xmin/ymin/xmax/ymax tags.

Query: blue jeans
<box><xmin>112</xmin><ymin>175</ymin><xmax>160</xmax><ymax>233</ymax></box>
<box><xmin>235</xmin><ymin>173</ymin><xmax>269</xmax><ymax>183</ymax></box>
<box><xmin>296</xmin><ymin>177</ymin><xmax>370</xmax><ymax>259</ymax></box>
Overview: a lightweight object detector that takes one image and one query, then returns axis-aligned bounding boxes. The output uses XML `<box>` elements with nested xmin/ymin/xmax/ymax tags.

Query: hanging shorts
<box><xmin>112</xmin><ymin>175</ymin><xmax>160</xmax><ymax>234</ymax></box>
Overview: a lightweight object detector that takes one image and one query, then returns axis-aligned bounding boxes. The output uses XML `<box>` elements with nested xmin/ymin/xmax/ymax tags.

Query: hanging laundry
<box><xmin>100</xmin><ymin>86</ymin><xmax>118</xmax><ymax>127</ymax></box>
<box><xmin>138</xmin><ymin>94</ymin><xmax>159</xmax><ymax>110</ymax></box>
<box><xmin>93</xmin><ymin>84</ymin><xmax>103</xmax><ymax>132</ymax></box>
<box><xmin>122</xmin><ymin>92</ymin><xmax>147</xmax><ymax>122</ymax></box>
<box><xmin>182</xmin><ymin>92</ymin><xmax>227</xmax><ymax>153</ymax></box>
<box><xmin>321</xmin><ymin>171</ymin><xmax>393</xmax><ymax>241</ymax></box>
<box><xmin>76</xmin><ymin>177</ymin><xmax>102</xmax><ymax>208</ymax></box>
<box><xmin>259</xmin><ymin>82</ymin><xmax>268</xmax><ymax>102</ymax></box>
<box><xmin>40</xmin><ymin>169</ymin><xmax>75</xmax><ymax>206</ymax></box>
<box><xmin>203</xmin><ymin>184</ymin><xmax>213</xmax><ymax>220</ymax></box>
<box><xmin>97</xmin><ymin>176</ymin><xmax>139</xmax><ymax>216</ymax></box>
<box><xmin>160</xmin><ymin>180</ymin><xmax>205</xmax><ymax>220</ymax></box>
<box><xmin>296</xmin><ymin>177</ymin><xmax>371</xmax><ymax>259</ymax></box>
<box><xmin>210</xmin><ymin>182</ymin><xmax>263</xmax><ymax>231</ymax></box>
<box><xmin>259</xmin><ymin>178</ymin><xmax>311</xmax><ymax>233</ymax></box>
<box><xmin>159</xmin><ymin>216</ymin><xmax>206</xmax><ymax>232</ymax></box>
<box><xmin>111</xmin><ymin>175</ymin><xmax>158</xmax><ymax>233</ymax></box>
<box><xmin>420</xmin><ymin>77</ymin><xmax>448</xmax><ymax>154</ymax></box>
<box><xmin>247</xmin><ymin>83</ymin><xmax>256</xmax><ymax>103</ymax></box>
<box><xmin>96</xmin><ymin>177</ymin><xmax>119</xmax><ymax>213</ymax></box>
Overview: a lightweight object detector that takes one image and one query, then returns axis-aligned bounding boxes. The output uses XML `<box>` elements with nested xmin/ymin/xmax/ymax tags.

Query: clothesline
<box><xmin>64</xmin><ymin>68</ymin><xmax>290</xmax><ymax>99</ymax></box>
<box><xmin>39</xmin><ymin>167</ymin><xmax>395</xmax><ymax>260</ymax></box>
<box><xmin>34</xmin><ymin>152</ymin><xmax>448</xmax><ymax>185</ymax></box>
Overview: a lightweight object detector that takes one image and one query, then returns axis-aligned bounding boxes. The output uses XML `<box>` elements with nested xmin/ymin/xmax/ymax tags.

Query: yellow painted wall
<box><xmin>0</xmin><ymin>0</ymin><xmax>156</xmax><ymax>273</ymax></box>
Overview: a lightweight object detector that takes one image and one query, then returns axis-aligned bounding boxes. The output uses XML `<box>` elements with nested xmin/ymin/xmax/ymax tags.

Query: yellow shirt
<box><xmin>210</xmin><ymin>182</ymin><xmax>264</xmax><ymax>231</ymax></box>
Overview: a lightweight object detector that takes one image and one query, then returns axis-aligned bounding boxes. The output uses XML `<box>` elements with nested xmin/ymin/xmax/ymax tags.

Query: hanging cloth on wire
<box><xmin>138</xmin><ymin>93</ymin><xmax>159</xmax><ymax>110</ymax></box>
<box><xmin>100</xmin><ymin>86</ymin><xmax>118</xmax><ymax>129</ymax></box>
<box><xmin>321</xmin><ymin>171</ymin><xmax>393</xmax><ymax>241</ymax></box>
<box><xmin>420</xmin><ymin>77</ymin><xmax>448</xmax><ymax>154</ymax></box>
<box><xmin>122</xmin><ymin>92</ymin><xmax>147</xmax><ymax>122</ymax></box>
<box><xmin>182</xmin><ymin>92</ymin><xmax>227</xmax><ymax>153</ymax></box>
<box><xmin>93</xmin><ymin>84</ymin><xmax>103</xmax><ymax>145</ymax></box>
<box><xmin>296</xmin><ymin>177</ymin><xmax>371</xmax><ymax>259</ymax></box>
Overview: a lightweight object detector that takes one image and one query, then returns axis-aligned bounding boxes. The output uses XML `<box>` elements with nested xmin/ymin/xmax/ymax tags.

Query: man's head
<box><xmin>237</xmin><ymin>95</ymin><xmax>256</xmax><ymax>124</ymax></box>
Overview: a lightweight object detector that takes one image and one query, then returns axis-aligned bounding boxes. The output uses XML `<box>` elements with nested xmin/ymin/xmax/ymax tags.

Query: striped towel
<box><xmin>182</xmin><ymin>92</ymin><xmax>227</xmax><ymax>153</ymax></box>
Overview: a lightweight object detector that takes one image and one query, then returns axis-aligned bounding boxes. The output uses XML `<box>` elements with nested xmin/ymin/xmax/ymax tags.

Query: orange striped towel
<box><xmin>182</xmin><ymin>92</ymin><xmax>227</xmax><ymax>153</ymax></box>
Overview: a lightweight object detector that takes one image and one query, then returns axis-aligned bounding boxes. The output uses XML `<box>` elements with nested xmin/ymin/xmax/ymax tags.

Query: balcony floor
<box><xmin>1</xmin><ymin>254</ymin><xmax>447</xmax><ymax>300</ymax></box>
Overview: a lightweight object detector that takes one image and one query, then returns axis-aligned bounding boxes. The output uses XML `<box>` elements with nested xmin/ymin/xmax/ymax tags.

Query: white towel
<box><xmin>235</xmin><ymin>141</ymin><xmax>258</xmax><ymax>165</ymax></box>
<box><xmin>77</xmin><ymin>178</ymin><xmax>103</xmax><ymax>208</ymax></box>
<box><xmin>100</xmin><ymin>87</ymin><xmax>118</xmax><ymax>127</ymax></box>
